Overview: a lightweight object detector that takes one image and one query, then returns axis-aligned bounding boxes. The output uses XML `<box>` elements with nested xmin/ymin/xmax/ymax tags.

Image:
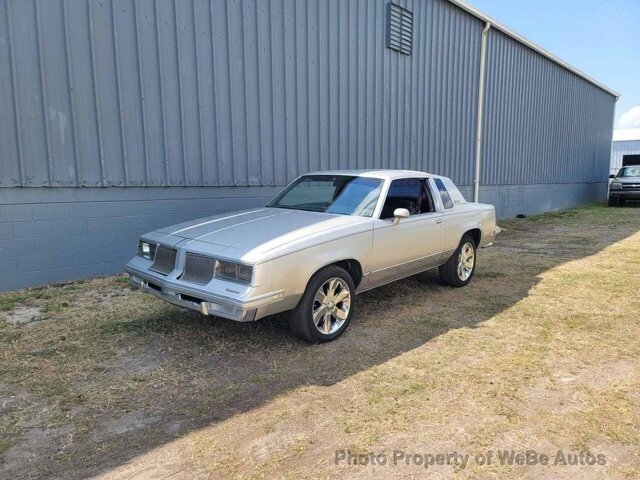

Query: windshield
<box><xmin>617</xmin><ymin>167</ymin><xmax>640</xmax><ymax>178</ymax></box>
<box><xmin>268</xmin><ymin>175</ymin><xmax>383</xmax><ymax>216</ymax></box>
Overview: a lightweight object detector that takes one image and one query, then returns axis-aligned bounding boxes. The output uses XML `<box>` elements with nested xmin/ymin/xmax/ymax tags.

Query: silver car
<box><xmin>126</xmin><ymin>170</ymin><xmax>501</xmax><ymax>342</ymax></box>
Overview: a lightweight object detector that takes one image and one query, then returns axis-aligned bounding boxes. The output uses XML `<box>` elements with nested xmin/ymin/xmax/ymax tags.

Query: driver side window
<box><xmin>380</xmin><ymin>178</ymin><xmax>435</xmax><ymax>219</ymax></box>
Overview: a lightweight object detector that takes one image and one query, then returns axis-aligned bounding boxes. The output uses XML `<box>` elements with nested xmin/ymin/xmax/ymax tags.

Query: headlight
<box><xmin>137</xmin><ymin>241</ymin><xmax>156</xmax><ymax>260</ymax></box>
<box><xmin>610</xmin><ymin>182</ymin><xmax>622</xmax><ymax>190</ymax></box>
<box><xmin>214</xmin><ymin>259</ymin><xmax>252</xmax><ymax>284</ymax></box>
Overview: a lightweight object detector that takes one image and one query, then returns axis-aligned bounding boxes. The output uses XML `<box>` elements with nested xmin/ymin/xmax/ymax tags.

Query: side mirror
<box><xmin>393</xmin><ymin>208</ymin><xmax>410</xmax><ymax>224</ymax></box>
<box><xmin>609</xmin><ymin>174</ymin><xmax>616</xmax><ymax>179</ymax></box>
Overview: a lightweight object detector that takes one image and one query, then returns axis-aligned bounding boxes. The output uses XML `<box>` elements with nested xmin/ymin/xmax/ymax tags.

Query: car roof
<box><xmin>304</xmin><ymin>169</ymin><xmax>446</xmax><ymax>181</ymax></box>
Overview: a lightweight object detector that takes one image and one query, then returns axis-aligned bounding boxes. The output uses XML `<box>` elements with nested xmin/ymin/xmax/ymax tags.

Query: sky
<box><xmin>467</xmin><ymin>0</ymin><xmax>640</xmax><ymax>139</ymax></box>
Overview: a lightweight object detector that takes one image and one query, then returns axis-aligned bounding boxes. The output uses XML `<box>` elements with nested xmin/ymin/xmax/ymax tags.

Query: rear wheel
<box><xmin>289</xmin><ymin>265</ymin><xmax>355</xmax><ymax>343</ymax></box>
<box><xmin>439</xmin><ymin>234</ymin><xmax>477</xmax><ymax>287</ymax></box>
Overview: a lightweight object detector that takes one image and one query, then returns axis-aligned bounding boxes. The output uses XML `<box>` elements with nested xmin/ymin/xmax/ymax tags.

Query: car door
<box><xmin>368</xmin><ymin>177</ymin><xmax>444</xmax><ymax>287</ymax></box>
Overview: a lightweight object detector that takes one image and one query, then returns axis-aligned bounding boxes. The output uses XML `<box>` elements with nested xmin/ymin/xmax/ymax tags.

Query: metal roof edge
<box><xmin>447</xmin><ymin>0</ymin><xmax>620</xmax><ymax>98</ymax></box>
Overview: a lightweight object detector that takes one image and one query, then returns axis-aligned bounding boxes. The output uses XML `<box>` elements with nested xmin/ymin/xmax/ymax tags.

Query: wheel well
<box><xmin>330</xmin><ymin>259</ymin><xmax>363</xmax><ymax>288</ymax></box>
<box><xmin>466</xmin><ymin>228</ymin><xmax>482</xmax><ymax>247</ymax></box>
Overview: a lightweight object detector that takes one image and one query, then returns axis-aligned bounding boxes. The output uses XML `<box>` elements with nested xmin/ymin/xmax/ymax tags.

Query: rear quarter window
<box><xmin>434</xmin><ymin>178</ymin><xmax>454</xmax><ymax>209</ymax></box>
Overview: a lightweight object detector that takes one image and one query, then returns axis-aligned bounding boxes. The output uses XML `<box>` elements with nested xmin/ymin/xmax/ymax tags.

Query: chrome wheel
<box><xmin>312</xmin><ymin>277</ymin><xmax>351</xmax><ymax>335</ymax></box>
<box><xmin>457</xmin><ymin>242</ymin><xmax>475</xmax><ymax>281</ymax></box>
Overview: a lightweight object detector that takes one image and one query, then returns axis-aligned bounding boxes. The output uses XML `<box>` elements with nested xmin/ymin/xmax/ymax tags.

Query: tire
<box><xmin>608</xmin><ymin>196</ymin><xmax>618</xmax><ymax>207</ymax></box>
<box><xmin>439</xmin><ymin>234</ymin><xmax>477</xmax><ymax>288</ymax></box>
<box><xmin>288</xmin><ymin>265</ymin><xmax>356</xmax><ymax>343</ymax></box>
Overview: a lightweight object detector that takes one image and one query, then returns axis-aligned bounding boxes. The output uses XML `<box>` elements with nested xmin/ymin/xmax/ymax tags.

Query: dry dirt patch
<box><xmin>4</xmin><ymin>306</ymin><xmax>44</xmax><ymax>326</ymax></box>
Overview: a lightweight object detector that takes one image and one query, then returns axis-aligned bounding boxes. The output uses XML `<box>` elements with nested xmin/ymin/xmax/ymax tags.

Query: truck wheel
<box><xmin>608</xmin><ymin>196</ymin><xmax>618</xmax><ymax>207</ymax></box>
<box><xmin>289</xmin><ymin>265</ymin><xmax>356</xmax><ymax>343</ymax></box>
<box><xmin>439</xmin><ymin>234</ymin><xmax>477</xmax><ymax>288</ymax></box>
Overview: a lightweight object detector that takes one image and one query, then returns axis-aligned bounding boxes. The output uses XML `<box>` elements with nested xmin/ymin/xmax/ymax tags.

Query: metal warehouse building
<box><xmin>0</xmin><ymin>0</ymin><xmax>618</xmax><ymax>291</ymax></box>
<box><xmin>610</xmin><ymin>139</ymin><xmax>640</xmax><ymax>174</ymax></box>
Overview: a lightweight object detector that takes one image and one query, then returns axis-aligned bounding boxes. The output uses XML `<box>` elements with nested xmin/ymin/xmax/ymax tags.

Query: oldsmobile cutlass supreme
<box><xmin>126</xmin><ymin>170</ymin><xmax>501</xmax><ymax>342</ymax></box>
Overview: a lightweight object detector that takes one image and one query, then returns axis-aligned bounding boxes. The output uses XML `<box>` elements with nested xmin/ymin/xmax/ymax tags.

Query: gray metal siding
<box><xmin>0</xmin><ymin>185</ymin><xmax>282</xmax><ymax>290</ymax></box>
<box><xmin>610</xmin><ymin>140</ymin><xmax>640</xmax><ymax>172</ymax></box>
<box><xmin>0</xmin><ymin>182</ymin><xmax>606</xmax><ymax>291</ymax></box>
<box><xmin>481</xmin><ymin>29</ymin><xmax>614</xmax><ymax>185</ymax></box>
<box><xmin>456</xmin><ymin>182</ymin><xmax>608</xmax><ymax>219</ymax></box>
<box><xmin>0</xmin><ymin>0</ymin><xmax>483</xmax><ymax>188</ymax></box>
<box><xmin>0</xmin><ymin>0</ymin><xmax>618</xmax><ymax>292</ymax></box>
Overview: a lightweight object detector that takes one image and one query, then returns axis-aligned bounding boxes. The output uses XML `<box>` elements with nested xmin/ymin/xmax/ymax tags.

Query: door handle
<box><xmin>436</xmin><ymin>219</ymin><xmax>443</xmax><ymax>224</ymax></box>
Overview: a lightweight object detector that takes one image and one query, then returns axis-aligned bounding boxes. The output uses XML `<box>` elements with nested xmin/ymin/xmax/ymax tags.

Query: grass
<box><xmin>0</xmin><ymin>203</ymin><xmax>638</xmax><ymax>479</ymax></box>
<box><xmin>0</xmin><ymin>290</ymin><xmax>52</xmax><ymax>312</ymax></box>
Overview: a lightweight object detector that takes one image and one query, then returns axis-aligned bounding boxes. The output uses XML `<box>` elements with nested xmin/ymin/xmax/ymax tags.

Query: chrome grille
<box><xmin>621</xmin><ymin>184</ymin><xmax>640</xmax><ymax>190</ymax></box>
<box><xmin>180</xmin><ymin>253</ymin><xmax>215</xmax><ymax>285</ymax></box>
<box><xmin>149</xmin><ymin>245</ymin><xmax>177</xmax><ymax>275</ymax></box>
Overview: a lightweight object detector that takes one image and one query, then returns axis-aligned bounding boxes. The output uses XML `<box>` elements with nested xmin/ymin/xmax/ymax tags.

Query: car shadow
<box><xmin>4</xmin><ymin>205</ymin><xmax>640</xmax><ymax>479</ymax></box>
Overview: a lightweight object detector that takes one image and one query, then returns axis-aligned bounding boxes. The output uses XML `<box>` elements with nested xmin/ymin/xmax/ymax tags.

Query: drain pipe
<box><xmin>474</xmin><ymin>22</ymin><xmax>491</xmax><ymax>203</ymax></box>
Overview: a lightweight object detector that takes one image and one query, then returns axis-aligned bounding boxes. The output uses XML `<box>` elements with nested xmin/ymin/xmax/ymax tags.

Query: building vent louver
<box><xmin>387</xmin><ymin>3</ymin><xmax>413</xmax><ymax>55</ymax></box>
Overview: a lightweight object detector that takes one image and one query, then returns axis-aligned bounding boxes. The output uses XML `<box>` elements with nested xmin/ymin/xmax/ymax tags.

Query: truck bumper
<box><xmin>609</xmin><ymin>190</ymin><xmax>640</xmax><ymax>200</ymax></box>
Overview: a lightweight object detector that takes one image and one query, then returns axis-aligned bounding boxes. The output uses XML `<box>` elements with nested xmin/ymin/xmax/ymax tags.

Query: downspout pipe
<box><xmin>474</xmin><ymin>21</ymin><xmax>491</xmax><ymax>203</ymax></box>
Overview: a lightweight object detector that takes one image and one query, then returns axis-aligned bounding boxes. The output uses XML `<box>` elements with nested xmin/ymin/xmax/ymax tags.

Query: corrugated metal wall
<box><xmin>0</xmin><ymin>0</ymin><xmax>484</xmax><ymax>188</ymax></box>
<box><xmin>0</xmin><ymin>0</ymin><xmax>619</xmax><ymax>291</ymax></box>
<box><xmin>481</xmin><ymin>29</ymin><xmax>615</xmax><ymax>185</ymax></box>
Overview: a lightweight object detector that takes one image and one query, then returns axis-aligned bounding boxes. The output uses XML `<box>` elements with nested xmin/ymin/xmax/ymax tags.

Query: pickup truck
<box><xmin>609</xmin><ymin>166</ymin><xmax>640</xmax><ymax>206</ymax></box>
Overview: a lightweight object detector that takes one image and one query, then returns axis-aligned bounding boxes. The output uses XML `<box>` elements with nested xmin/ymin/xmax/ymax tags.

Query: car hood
<box><xmin>156</xmin><ymin>207</ymin><xmax>370</xmax><ymax>259</ymax></box>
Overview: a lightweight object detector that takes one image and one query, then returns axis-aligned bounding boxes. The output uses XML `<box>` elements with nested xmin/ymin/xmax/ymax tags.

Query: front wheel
<box><xmin>439</xmin><ymin>234</ymin><xmax>477</xmax><ymax>287</ymax></box>
<box><xmin>608</xmin><ymin>196</ymin><xmax>618</xmax><ymax>207</ymax></box>
<box><xmin>288</xmin><ymin>265</ymin><xmax>356</xmax><ymax>343</ymax></box>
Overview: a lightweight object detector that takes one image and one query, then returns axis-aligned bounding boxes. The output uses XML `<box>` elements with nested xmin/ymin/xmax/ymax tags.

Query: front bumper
<box><xmin>609</xmin><ymin>190</ymin><xmax>640</xmax><ymax>200</ymax></box>
<box><xmin>126</xmin><ymin>264</ymin><xmax>284</xmax><ymax>322</ymax></box>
